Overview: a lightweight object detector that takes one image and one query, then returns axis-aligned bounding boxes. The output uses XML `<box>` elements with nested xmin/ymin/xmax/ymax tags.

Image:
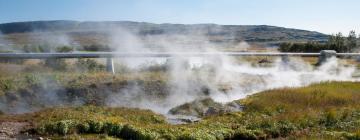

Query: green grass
<box><xmin>242</xmin><ymin>82</ymin><xmax>360</xmax><ymax>112</ymax></box>
<box><xmin>1</xmin><ymin>81</ymin><xmax>360</xmax><ymax>139</ymax></box>
<box><xmin>0</xmin><ymin>71</ymin><xmax>167</xmax><ymax>92</ymax></box>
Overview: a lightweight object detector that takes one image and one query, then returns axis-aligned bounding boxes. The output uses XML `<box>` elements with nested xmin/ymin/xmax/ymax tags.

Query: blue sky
<box><xmin>0</xmin><ymin>0</ymin><xmax>359</xmax><ymax>34</ymax></box>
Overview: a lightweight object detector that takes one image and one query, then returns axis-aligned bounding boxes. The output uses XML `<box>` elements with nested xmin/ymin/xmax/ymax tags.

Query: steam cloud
<box><xmin>0</xmin><ymin>27</ymin><xmax>359</xmax><ymax>115</ymax></box>
<box><xmin>29</xmin><ymin>31</ymin><xmax>74</xmax><ymax>52</ymax></box>
<box><xmin>104</xmin><ymin>28</ymin><xmax>360</xmax><ymax>114</ymax></box>
<box><xmin>0</xmin><ymin>31</ymin><xmax>13</xmax><ymax>52</ymax></box>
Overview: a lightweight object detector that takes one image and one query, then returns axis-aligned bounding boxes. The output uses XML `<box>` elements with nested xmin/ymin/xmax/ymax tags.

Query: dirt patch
<box><xmin>0</xmin><ymin>121</ymin><xmax>31</xmax><ymax>139</ymax></box>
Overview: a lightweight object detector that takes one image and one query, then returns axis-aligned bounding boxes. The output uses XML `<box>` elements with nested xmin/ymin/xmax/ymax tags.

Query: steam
<box><xmin>28</xmin><ymin>31</ymin><xmax>74</xmax><ymax>52</ymax></box>
<box><xmin>103</xmin><ymin>28</ymin><xmax>360</xmax><ymax>114</ymax></box>
<box><xmin>234</xmin><ymin>41</ymin><xmax>250</xmax><ymax>51</ymax></box>
<box><xmin>0</xmin><ymin>75</ymin><xmax>85</xmax><ymax>114</ymax></box>
<box><xmin>0</xmin><ymin>26</ymin><xmax>359</xmax><ymax>115</ymax></box>
<box><xmin>0</xmin><ymin>31</ymin><xmax>13</xmax><ymax>52</ymax></box>
<box><xmin>106</xmin><ymin>55</ymin><xmax>359</xmax><ymax>114</ymax></box>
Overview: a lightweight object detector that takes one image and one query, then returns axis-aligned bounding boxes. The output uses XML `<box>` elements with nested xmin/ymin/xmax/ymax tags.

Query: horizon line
<box><xmin>0</xmin><ymin>19</ymin><xmax>330</xmax><ymax>35</ymax></box>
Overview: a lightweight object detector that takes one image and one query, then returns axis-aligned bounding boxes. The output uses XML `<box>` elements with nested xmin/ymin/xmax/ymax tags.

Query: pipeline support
<box><xmin>106</xmin><ymin>57</ymin><xmax>115</xmax><ymax>75</ymax></box>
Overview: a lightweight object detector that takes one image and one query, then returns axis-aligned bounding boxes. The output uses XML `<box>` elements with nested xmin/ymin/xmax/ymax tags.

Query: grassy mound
<box><xmin>169</xmin><ymin>98</ymin><xmax>241</xmax><ymax>117</ymax></box>
<box><xmin>1</xmin><ymin>81</ymin><xmax>360</xmax><ymax>139</ymax></box>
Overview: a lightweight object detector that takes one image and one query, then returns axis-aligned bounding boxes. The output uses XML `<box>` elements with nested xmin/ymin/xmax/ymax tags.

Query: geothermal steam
<box><xmin>0</xmin><ymin>27</ymin><xmax>359</xmax><ymax>115</ymax></box>
<box><xmin>104</xmin><ymin>28</ymin><xmax>360</xmax><ymax>114</ymax></box>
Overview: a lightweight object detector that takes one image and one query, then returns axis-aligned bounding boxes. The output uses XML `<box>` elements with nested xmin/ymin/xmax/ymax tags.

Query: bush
<box><xmin>24</xmin><ymin>74</ymin><xmax>40</xmax><ymax>86</ymax></box>
<box><xmin>103</xmin><ymin>122</ymin><xmax>123</xmax><ymax>137</ymax></box>
<box><xmin>56</xmin><ymin>46</ymin><xmax>74</xmax><ymax>52</ymax></box>
<box><xmin>82</xmin><ymin>44</ymin><xmax>112</xmax><ymax>52</ymax></box>
<box><xmin>77</xmin><ymin>122</ymin><xmax>90</xmax><ymax>133</ymax></box>
<box><xmin>233</xmin><ymin>128</ymin><xmax>265</xmax><ymax>140</ymax></box>
<box><xmin>0</xmin><ymin>79</ymin><xmax>14</xmax><ymax>91</ymax></box>
<box><xmin>39</xmin><ymin>120</ymin><xmax>76</xmax><ymax>135</ymax></box>
<box><xmin>44</xmin><ymin>58</ymin><xmax>68</xmax><ymax>71</ymax></box>
<box><xmin>57</xmin><ymin>120</ymin><xmax>76</xmax><ymax>135</ymax></box>
<box><xmin>344</xmin><ymin>132</ymin><xmax>360</xmax><ymax>140</ymax></box>
<box><xmin>76</xmin><ymin>59</ymin><xmax>105</xmax><ymax>72</ymax></box>
<box><xmin>120</xmin><ymin>124</ymin><xmax>159</xmax><ymax>140</ymax></box>
<box><xmin>279</xmin><ymin>42</ymin><xmax>329</xmax><ymax>53</ymax></box>
<box><xmin>22</xmin><ymin>45</ymin><xmax>49</xmax><ymax>53</ymax></box>
<box><xmin>177</xmin><ymin>130</ymin><xmax>217</xmax><ymax>140</ymax></box>
<box><xmin>277</xmin><ymin>121</ymin><xmax>296</xmax><ymax>137</ymax></box>
<box><xmin>87</xmin><ymin>120</ymin><xmax>104</xmax><ymax>133</ymax></box>
<box><xmin>320</xmin><ymin>110</ymin><xmax>339</xmax><ymax>127</ymax></box>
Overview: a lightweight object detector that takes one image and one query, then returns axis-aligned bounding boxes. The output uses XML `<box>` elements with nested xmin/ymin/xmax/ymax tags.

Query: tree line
<box><xmin>279</xmin><ymin>31</ymin><xmax>359</xmax><ymax>53</ymax></box>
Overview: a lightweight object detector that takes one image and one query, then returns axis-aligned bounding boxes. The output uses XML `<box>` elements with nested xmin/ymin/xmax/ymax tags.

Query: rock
<box><xmin>169</xmin><ymin>98</ymin><xmax>222</xmax><ymax>117</ymax></box>
<box><xmin>166</xmin><ymin>115</ymin><xmax>201</xmax><ymax>124</ymax></box>
<box><xmin>204</xmin><ymin>107</ymin><xmax>219</xmax><ymax>116</ymax></box>
<box><xmin>169</xmin><ymin>98</ymin><xmax>243</xmax><ymax>117</ymax></box>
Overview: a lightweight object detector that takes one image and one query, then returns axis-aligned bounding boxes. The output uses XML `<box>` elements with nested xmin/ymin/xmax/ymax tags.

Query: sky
<box><xmin>0</xmin><ymin>0</ymin><xmax>359</xmax><ymax>34</ymax></box>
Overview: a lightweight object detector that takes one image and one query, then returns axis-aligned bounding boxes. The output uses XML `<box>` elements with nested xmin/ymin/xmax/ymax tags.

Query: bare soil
<box><xmin>0</xmin><ymin>121</ymin><xmax>32</xmax><ymax>140</ymax></box>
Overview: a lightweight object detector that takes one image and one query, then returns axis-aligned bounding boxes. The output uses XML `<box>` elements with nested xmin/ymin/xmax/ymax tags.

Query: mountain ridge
<box><xmin>0</xmin><ymin>20</ymin><xmax>329</xmax><ymax>46</ymax></box>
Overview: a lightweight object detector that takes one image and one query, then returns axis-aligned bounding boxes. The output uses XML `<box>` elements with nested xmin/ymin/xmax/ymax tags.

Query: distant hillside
<box><xmin>0</xmin><ymin>20</ymin><xmax>329</xmax><ymax>47</ymax></box>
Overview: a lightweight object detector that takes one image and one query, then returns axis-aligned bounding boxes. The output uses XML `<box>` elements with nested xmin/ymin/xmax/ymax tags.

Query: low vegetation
<box><xmin>1</xmin><ymin>82</ymin><xmax>360</xmax><ymax>139</ymax></box>
<box><xmin>279</xmin><ymin>31</ymin><xmax>360</xmax><ymax>53</ymax></box>
<box><xmin>0</xmin><ymin>55</ymin><xmax>359</xmax><ymax>139</ymax></box>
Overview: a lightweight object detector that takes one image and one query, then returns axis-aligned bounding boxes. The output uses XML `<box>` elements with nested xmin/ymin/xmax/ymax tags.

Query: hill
<box><xmin>0</xmin><ymin>20</ymin><xmax>329</xmax><ymax>48</ymax></box>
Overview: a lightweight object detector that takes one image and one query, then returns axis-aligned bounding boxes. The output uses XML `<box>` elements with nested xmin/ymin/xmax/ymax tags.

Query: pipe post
<box><xmin>317</xmin><ymin>50</ymin><xmax>337</xmax><ymax>65</ymax></box>
<box><xmin>106</xmin><ymin>57</ymin><xmax>115</xmax><ymax>75</ymax></box>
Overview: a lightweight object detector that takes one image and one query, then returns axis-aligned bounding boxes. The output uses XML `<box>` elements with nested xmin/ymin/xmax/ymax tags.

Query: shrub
<box><xmin>321</xmin><ymin>110</ymin><xmax>339</xmax><ymax>127</ymax></box>
<box><xmin>277</xmin><ymin>121</ymin><xmax>297</xmax><ymax>137</ymax></box>
<box><xmin>77</xmin><ymin>122</ymin><xmax>90</xmax><ymax>133</ymax></box>
<box><xmin>39</xmin><ymin>120</ymin><xmax>76</xmax><ymax>135</ymax></box>
<box><xmin>24</xmin><ymin>74</ymin><xmax>40</xmax><ymax>86</ymax></box>
<box><xmin>343</xmin><ymin>131</ymin><xmax>360</xmax><ymax>140</ymax></box>
<box><xmin>0</xmin><ymin>79</ymin><xmax>14</xmax><ymax>91</ymax></box>
<box><xmin>56</xmin><ymin>46</ymin><xmax>74</xmax><ymax>52</ymax></box>
<box><xmin>103</xmin><ymin>122</ymin><xmax>123</xmax><ymax>137</ymax></box>
<box><xmin>120</xmin><ymin>124</ymin><xmax>159</xmax><ymax>140</ymax></box>
<box><xmin>233</xmin><ymin>128</ymin><xmax>264</xmax><ymax>140</ymax></box>
<box><xmin>22</xmin><ymin>45</ymin><xmax>49</xmax><ymax>53</ymax></box>
<box><xmin>44</xmin><ymin>58</ymin><xmax>68</xmax><ymax>71</ymax></box>
<box><xmin>177</xmin><ymin>130</ymin><xmax>217</xmax><ymax>140</ymax></box>
<box><xmin>87</xmin><ymin>120</ymin><xmax>104</xmax><ymax>133</ymax></box>
<box><xmin>57</xmin><ymin>120</ymin><xmax>76</xmax><ymax>135</ymax></box>
<box><xmin>82</xmin><ymin>44</ymin><xmax>112</xmax><ymax>52</ymax></box>
<box><xmin>76</xmin><ymin>59</ymin><xmax>105</xmax><ymax>72</ymax></box>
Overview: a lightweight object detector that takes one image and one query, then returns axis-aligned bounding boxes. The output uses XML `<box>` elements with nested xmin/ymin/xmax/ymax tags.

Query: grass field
<box><xmin>1</xmin><ymin>82</ymin><xmax>360</xmax><ymax>139</ymax></box>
